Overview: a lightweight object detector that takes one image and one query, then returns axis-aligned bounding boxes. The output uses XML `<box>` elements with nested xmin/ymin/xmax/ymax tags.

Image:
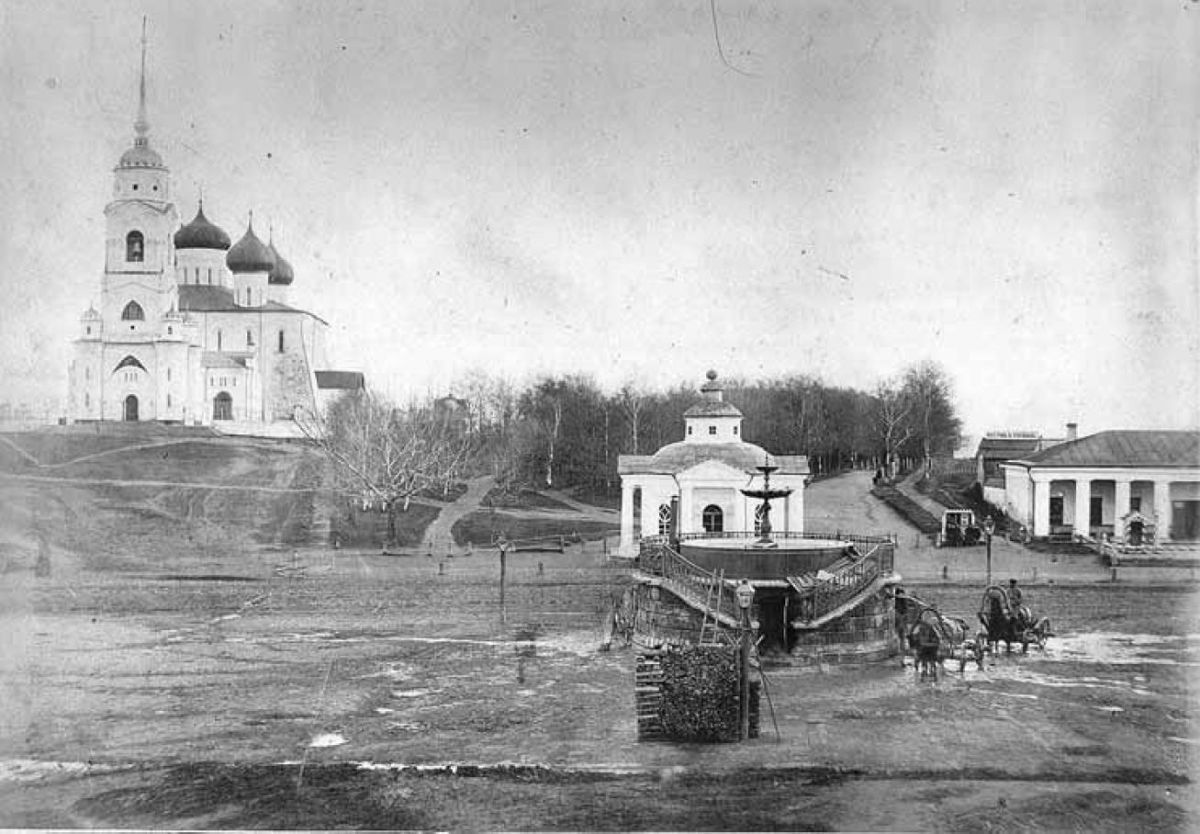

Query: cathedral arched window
<box><xmin>126</xmin><ymin>231</ymin><xmax>145</xmax><ymax>263</ymax></box>
<box><xmin>121</xmin><ymin>301</ymin><xmax>145</xmax><ymax>321</ymax></box>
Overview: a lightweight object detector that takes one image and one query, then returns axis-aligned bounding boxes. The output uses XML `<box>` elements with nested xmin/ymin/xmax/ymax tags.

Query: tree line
<box><xmin>304</xmin><ymin>360</ymin><xmax>963</xmax><ymax>525</ymax></box>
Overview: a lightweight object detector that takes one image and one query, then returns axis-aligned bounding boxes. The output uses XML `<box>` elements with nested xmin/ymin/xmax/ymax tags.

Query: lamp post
<box><xmin>734</xmin><ymin>579</ymin><xmax>756</xmax><ymax>741</ymax></box>
<box><xmin>983</xmin><ymin>516</ymin><xmax>996</xmax><ymax>587</ymax></box>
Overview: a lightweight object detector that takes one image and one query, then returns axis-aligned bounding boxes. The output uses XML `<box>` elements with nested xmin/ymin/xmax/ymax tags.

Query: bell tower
<box><xmin>101</xmin><ymin>17</ymin><xmax>179</xmax><ymax>333</ymax></box>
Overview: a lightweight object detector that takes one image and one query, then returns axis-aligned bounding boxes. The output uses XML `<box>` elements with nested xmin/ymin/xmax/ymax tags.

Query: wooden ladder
<box><xmin>698</xmin><ymin>569</ymin><xmax>726</xmax><ymax>645</ymax></box>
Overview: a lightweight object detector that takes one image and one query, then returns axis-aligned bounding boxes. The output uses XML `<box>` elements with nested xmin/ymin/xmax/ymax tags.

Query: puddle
<box><xmin>0</xmin><ymin>759</ymin><xmax>124</xmax><ymax>783</ymax></box>
<box><xmin>391</xmin><ymin>689</ymin><xmax>437</xmax><ymax>699</ymax></box>
<box><xmin>308</xmin><ymin>733</ymin><xmax>347</xmax><ymax>748</ymax></box>
<box><xmin>1000</xmin><ymin>667</ymin><xmax>1155</xmax><ymax>696</ymax></box>
<box><xmin>971</xmin><ymin>689</ymin><xmax>1040</xmax><ymax>700</ymax></box>
<box><xmin>1042</xmin><ymin>633</ymin><xmax>1200</xmax><ymax>667</ymax></box>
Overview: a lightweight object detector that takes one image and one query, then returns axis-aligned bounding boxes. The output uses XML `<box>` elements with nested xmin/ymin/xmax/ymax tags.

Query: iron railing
<box><xmin>788</xmin><ymin>551</ymin><xmax>884</xmax><ymax>624</ymax></box>
<box><xmin>637</xmin><ymin>536</ymin><xmax>742</xmax><ymax>625</ymax></box>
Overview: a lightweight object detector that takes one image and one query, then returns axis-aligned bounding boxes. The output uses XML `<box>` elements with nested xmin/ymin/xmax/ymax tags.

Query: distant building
<box><xmin>1000</xmin><ymin>430</ymin><xmax>1200</xmax><ymax>542</ymax></box>
<box><xmin>66</xmin><ymin>33</ymin><xmax>361</xmax><ymax>436</ymax></box>
<box><xmin>616</xmin><ymin>371</ymin><xmax>809</xmax><ymax>557</ymax></box>
<box><xmin>974</xmin><ymin>423</ymin><xmax>1072</xmax><ymax>504</ymax></box>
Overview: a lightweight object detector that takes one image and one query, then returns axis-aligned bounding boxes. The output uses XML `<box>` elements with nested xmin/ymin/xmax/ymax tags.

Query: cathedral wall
<box><xmin>176</xmin><ymin>249</ymin><xmax>228</xmax><ymax>287</ymax></box>
<box><xmin>101</xmin><ymin>343</ymin><xmax>158</xmax><ymax>420</ymax></box>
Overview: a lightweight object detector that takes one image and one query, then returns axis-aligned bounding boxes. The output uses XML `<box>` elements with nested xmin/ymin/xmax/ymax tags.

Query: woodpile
<box><xmin>636</xmin><ymin>645</ymin><xmax>759</xmax><ymax>743</ymax></box>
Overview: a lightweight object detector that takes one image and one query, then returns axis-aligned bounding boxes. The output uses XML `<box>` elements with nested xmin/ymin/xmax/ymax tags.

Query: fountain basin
<box><xmin>679</xmin><ymin>537</ymin><xmax>852</xmax><ymax>579</ymax></box>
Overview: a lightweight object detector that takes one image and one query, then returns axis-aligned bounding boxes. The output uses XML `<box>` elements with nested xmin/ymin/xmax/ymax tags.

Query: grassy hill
<box><xmin>0</xmin><ymin>428</ymin><xmax>351</xmax><ymax>578</ymax></box>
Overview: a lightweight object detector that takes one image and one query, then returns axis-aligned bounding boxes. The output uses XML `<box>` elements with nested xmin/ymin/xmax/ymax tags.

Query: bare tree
<box><xmin>295</xmin><ymin>391</ymin><xmax>472</xmax><ymax>545</ymax></box>
<box><xmin>875</xmin><ymin>378</ymin><xmax>914</xmax><ymax>480</ymax></box>
<box><xmin>617</xmin><ymin>383</ymin><xmax>646</xmax><ymax>455</ymax></box>
<box><xmin>901</xmin><ymin>360</ymin><xmax>962</xmax><ymax>475</ymax></box>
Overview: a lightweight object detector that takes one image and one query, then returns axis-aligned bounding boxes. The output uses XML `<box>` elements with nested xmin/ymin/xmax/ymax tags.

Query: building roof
<box><xmin>976</xmin><ymin>436</ymin><xmax>1045</xmax><ymax>460</ymax></box>
<box><xmin>226</xmin><ymin>222</ymin><xmax>276</xmax><ymax>273</ymax></box>
<box><xmin>178</xmin><ymin>285</ymin><xmax>324</xmax><ymax>321</ymax></box>
<box><xmin>619</xmin><ymin>442</ymin><xmax>808</xmax><ymax>476</ymax></box>
<box><xmin>683</xmin><ymin>400</ymin><xmax>743</xmax><ymax>418</ymax></box>
<box><xmin>1010</xmin><ymin>430</ymin><xmax>1200</xmax><ymax>469</ymax></box>
<box><xmin>267</xmin><ymin>241</ymin><xmax>294</xmax><ymax>285</ymax></box>
<box><xmin>201</xmin><ymin>352</ymin><xmax>247</xmax><ymax>369</ymax></box>
<box><xmin>117</xmin><ymin>140</ymin><xmax>164</xmax><ymax>170</ymax></box>
<box><xmin>175</xmin><ymin>203</ymin><xmax>231</xmax><ymax>250</ymax></box>
<box><xmin>315</xmin><ymin>371</ymin><xmax>365</xmax><ymax>390</ymax></box>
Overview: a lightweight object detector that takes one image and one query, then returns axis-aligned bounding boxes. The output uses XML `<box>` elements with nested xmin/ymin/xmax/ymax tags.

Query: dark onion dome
<box><xmin>267</xmin><ymin>242</ymin><xmax>294</xmax><ymax>285</ymax></box>
<box><xmin>226</xmin><ymin>221</ymin><xmax>276</xmax><ymax>273</ymax></box>
<box><xmin>175</xmin><ymin>203</ymin><xmax>232</xmax><ymax>251</ymax></box>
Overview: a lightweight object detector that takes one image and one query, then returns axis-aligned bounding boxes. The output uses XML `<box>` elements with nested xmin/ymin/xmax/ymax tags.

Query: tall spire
<box><xmin>134</xmin><ymin>16</ymin><xmax>149</xmax><ymax>144</ymax></box>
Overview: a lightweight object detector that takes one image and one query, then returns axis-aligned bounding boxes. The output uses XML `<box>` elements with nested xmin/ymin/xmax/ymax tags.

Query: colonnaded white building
<box><xmin>67</xmin><ymin>35</ymin><xmax>361</xmax><ymax>435</ymax></box>
<box><xmin>1000</xmin><ymin>430</ymin><xmax>1200</xmax><ymax>543</ymax></box>
<box><xmin>616</xmin><ymin>371</ymin><xmax>809</xmax><ymax>557</ymax></box>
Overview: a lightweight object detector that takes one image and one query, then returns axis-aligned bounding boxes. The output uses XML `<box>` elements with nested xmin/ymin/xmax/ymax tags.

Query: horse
<box><xmin>907</xmin><ymin>608</ymin><xmax>985</xmax><ymax>681</ymax></box>
<box><xmin>978</xmin><ymin>586</ymin><xmax>1053</xmax><ymax>654</ymax></box>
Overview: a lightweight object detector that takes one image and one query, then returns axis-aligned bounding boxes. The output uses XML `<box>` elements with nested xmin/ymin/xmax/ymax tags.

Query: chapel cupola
<box><xmin>682</xmin><ymin>370</ymin><xmax>744</xmax><ymax>442</ymax></box>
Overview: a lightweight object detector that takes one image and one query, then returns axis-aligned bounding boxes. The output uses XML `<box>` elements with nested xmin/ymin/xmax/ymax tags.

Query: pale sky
<box><xmin>1</xmin><ymin>0</ymin><xmax>1197</xmax><ymax>441</ymax></box>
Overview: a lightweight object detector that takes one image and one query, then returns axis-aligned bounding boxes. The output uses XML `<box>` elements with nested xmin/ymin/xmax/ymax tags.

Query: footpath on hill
<box><xmin>418</xmin><ymin>475</ymin><xmax>496</xmax><ymax>556</ymax></box>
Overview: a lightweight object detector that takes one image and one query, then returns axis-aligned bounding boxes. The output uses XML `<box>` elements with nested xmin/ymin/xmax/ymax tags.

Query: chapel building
<box><xmin>616</xmin><ymin>371</ymin><xmax>809</xmax><ymax>557</ymax></box>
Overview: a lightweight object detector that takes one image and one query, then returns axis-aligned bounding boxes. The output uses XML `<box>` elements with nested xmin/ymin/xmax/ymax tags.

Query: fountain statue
<box><xmin>741</xmin><ymin>457</ymin><xmax>794</xmax><ymax>548</ymax></box>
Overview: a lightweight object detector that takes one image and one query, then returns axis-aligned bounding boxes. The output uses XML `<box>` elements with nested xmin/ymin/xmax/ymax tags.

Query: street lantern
<box><xmin>735</xmin><ymin>579</ymin><xmax>756</xmax><ymax>609</ymax></box>
<box><xmin>983</xmin><ymin>516</ymin><xmax>996</xmax><ymax>587</ymax></box>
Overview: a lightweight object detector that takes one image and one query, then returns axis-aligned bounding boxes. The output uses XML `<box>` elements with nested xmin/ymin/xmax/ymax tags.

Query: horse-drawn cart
<box><xmin>977</xmin><ymin>585</ymin><xmax>1052</xmax><ymax>654</ymax></box>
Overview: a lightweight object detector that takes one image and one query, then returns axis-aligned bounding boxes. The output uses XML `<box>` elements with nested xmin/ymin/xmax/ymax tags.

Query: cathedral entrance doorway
<box><xmin>213</xmin><ymin>392</ymin><xmax>233</xmax><ymax>421</ymax></box>
<box><xmin>123</xmin><ymin>395</ymin><xmax>139</xmax><ymax>421</ymax></box>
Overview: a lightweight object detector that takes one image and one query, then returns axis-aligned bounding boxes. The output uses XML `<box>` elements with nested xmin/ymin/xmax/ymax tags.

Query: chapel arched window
<box><xmin>702</xmin><ymin>504</ymin><xmax>724</xmax><ymax>534</ymax></box>
<box><xmin>121</xmin><ymin>301</ymin><xmax>145</xmax><ymax>321</ymax></box>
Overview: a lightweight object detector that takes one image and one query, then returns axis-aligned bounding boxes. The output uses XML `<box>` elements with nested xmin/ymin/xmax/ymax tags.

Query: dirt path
<box><xmin>894</xmin><ymin>471</ymin><xmax>955</xmax><ymax>518</ymax></box>
<box><xmin>419</xmin><ymin>474</ymin><xmax>496</xmax><ymax>555</ymax></box>
<box><xmin>541</xmin><ymin>489</ymin><xmax>619</xmax><ymax>523</ymax></box>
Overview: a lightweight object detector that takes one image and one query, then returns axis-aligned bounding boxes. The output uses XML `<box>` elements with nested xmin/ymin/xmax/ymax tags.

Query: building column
<box><xmin>1033</xmin><ymin>479</ymin><xmax>1051</xmax><ymax>538</ymax></box>
<box><xmin>638</xmin><ymin>487</ymin><xmax>654</xmax><ymax>542</ymax></box>
<box><xmin>1154</xmin><ymin>481</ymin><xmax>1173</xmax><ymax>542</ymax></box>
<box><xmin>619</xmin><ymin>482</ymin><xmax>635</xmax><ymax>557</ymax></box>
<box><xmin>1114</xmin><ymin>479</ymin><xmax>1131</xmax><ymax>540</ymax></box>
<box><xmin>1074</xmin><ymin>478</ymin><xmax>1091</xmax><ymax>537</ymax></box>
<box><xmin>680</xmin><ymin>485</ymin><xmax>694</xmax><ymax>535</ymax></box>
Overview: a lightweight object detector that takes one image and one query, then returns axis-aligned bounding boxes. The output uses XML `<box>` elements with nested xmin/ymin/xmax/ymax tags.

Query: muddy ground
<box><xmin>1</xmin><ymin>540</ymin><xmax>1197</xmax><ymax>830</ymax></box>
<box><xmin>0</xmin><ymin>450</ymin><xmax>1197</xmax><ymax>830</ymax></box>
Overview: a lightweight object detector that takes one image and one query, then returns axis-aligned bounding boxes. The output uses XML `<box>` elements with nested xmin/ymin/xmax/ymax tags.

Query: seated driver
<box><xmin>1006</xmin><ymin>578</ymin><xmax>1023</xmax><ymax>610</ymax></box>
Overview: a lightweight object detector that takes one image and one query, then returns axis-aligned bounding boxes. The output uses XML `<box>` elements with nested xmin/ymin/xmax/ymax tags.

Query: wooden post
<box><xmin>740</xmin><ymin>608</ymin><xmax>751</xmax><ymax>742</ymax></box>
<box><xmin>499</xmin><ymin>545</ymin><xmax>508</xmax><ymax>624</ymax></box>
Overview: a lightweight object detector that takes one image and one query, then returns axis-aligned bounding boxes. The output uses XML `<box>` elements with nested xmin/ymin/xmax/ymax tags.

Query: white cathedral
<box><xmin>67</xmin><ymin>39</ymin><xmax>362</xmax><ymax>434</ymax></box>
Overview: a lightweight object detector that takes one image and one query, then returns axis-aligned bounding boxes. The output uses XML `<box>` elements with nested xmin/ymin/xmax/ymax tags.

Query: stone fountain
<box><xmin>741</xmin><ymin>458</ymin><xmax>794</xmax><ymax>548</ymax></box>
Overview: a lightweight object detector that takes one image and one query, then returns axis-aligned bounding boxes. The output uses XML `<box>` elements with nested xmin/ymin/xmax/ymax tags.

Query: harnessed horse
<box><xmin>978</xmin><ymin>585</ymin><xmax>1052</xmax><ymax>654</ymax></box>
